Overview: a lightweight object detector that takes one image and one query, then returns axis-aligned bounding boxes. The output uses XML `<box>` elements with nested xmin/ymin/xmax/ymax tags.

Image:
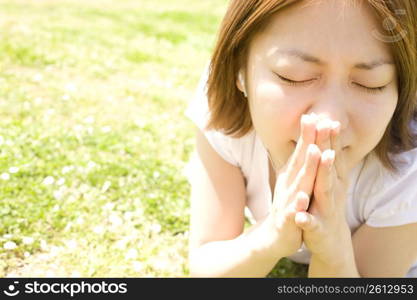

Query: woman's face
<box><xmin>238</xmin><ymin>0</ymin><xmax>398</xmax><ymax>172</ymax></box>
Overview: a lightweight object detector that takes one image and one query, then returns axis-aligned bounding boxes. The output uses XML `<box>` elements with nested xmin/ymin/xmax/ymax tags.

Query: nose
<box><xmin>307</xmin><ymin>94</ymin><xmax>349</xmax><ymax>132</ymax></box>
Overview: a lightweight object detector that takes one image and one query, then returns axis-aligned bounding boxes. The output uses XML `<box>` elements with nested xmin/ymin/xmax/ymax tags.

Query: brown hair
<box><xmin>204</xmin><ymin>0</ymin><xmax>417</xmax><ymax>174</ymax></box>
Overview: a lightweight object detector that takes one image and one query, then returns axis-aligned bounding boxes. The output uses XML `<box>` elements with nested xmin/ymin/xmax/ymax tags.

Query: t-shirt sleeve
<box><xmin>184</xmin><ymin>64</ymin><xmax>239</xmax><ymax>167</ymax></box>
<box><xmin>365</xmin><ymin>149</ymin><xmax>417</xmax><ymax>227</ymax></box>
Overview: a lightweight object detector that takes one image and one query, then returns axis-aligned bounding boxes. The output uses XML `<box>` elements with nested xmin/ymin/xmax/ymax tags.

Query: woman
<box><xmin>184</xmin><ymin>0</ymin><xmax>417</xmax><ymax>277</ymax></box>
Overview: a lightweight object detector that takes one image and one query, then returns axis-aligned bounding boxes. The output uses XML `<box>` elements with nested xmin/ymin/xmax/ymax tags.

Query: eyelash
<box><xmin>276</xmin><ymin>74</ymin><xmax>387</xmax><ymax>94</ymax></box>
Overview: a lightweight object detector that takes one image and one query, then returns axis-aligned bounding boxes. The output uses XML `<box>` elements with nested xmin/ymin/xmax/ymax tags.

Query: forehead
<box><xmin>249</xmin><ymin>0</ymin><xmax>393</xmax><ymax>62</ymax></box>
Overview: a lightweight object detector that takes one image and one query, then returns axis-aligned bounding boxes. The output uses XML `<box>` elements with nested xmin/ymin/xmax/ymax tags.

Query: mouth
<box><xmin>292</xmin><ymin>140</ymin><xmax>349</xmax><ymax>149</ymax></box>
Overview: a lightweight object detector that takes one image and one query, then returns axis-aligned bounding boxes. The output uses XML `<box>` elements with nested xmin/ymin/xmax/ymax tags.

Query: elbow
<box><xmin>188</xmin><ymin>249</ymin><xmax>221</xmax><ymax>278</ymax></box>
<box><xmin>188</xmin><ymin>255</ymin><xmax>212</xmax><ymax>278</ymax></box>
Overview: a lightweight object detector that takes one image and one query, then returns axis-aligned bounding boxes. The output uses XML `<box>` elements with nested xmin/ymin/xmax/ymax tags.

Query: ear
<box><xmin>236</xmin><ymin>70</ymin><xmax>247</xmax><ymax>96</ymax></box>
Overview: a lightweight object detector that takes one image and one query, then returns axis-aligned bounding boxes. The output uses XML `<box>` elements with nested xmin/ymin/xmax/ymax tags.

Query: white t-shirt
<box><xmin>183</xmin><ymin>68</ymin><xmax>417</xmax><ymax>277</ymax></box>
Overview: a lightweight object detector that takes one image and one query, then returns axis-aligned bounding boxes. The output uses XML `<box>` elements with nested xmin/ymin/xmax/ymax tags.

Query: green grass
<box><xmin>0</xmin><ymin>0</ymin><xmax>307</xmax><ymax>277</ymax></box>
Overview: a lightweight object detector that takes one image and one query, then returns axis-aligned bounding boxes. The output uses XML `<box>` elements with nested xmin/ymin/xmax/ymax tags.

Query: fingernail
<box><xmin>322</xmin><ymin>149</ymin><xmax>335</xmax><ymax>165</ymax></box>
<box><xmin>331</xmin><ymin>121</ymin><xmax>340</xmax><ymax>130</ymax></box>
<box><xmin>329</xmin><ymin>149</ymin><xmax>335</xmax><ymax>161</ymax></box>
<box><xmin>301</xmin><ymin>114</ymin><xmax>311</xmax><ymax>124</ymax></box>
<box><xmin>309</xmin><ymin>113</ymin><xmax>318</xmax><ymax>123</ymax></box>
<box><xmin>297</xmin><ymin>212</ymin><xmax>309</xmax><ymax>224</ymax></box>
<box><xmin>308</xmin><ymin>144</ymin><xmax>317</xmax><ymax>155</ymax></box>
<box><xmin>317</xmin><ymin>119</ymin><xmax>331</xmax><ymax>130</ymax></box>
<box><xmin>328</xmin><ymin>150</ymin><xmax>335</xmax><ymax>169</ymax></box>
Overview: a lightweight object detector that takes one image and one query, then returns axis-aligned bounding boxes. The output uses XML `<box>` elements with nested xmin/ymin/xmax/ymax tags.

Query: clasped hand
<box><xmin>268</xmin><ymin>113</ymin><xmax>351</xmax><ymax>261</ymax></box>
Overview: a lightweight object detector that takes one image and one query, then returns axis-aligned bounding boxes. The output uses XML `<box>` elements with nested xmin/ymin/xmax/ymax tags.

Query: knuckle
<box><xmin>296</xmin><ymin>190</ymin><xmax>308</xmax><ymax>199</ymax></box>
<box><xmin>283</xmin><ymin>210</ymin><xmax>295</xmax><ymax>223</ymax></box>
<box><xmin>315</xmin><ymin>185</ymin><xmax>332</xmax><ymax>200</ymax></box>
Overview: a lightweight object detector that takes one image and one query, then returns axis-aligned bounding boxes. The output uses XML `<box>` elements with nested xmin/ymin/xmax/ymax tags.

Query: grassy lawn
<box><xmin>0</xmin><ymin>0</ymin><xmax>307</xmax><ymax>277</ymax></box>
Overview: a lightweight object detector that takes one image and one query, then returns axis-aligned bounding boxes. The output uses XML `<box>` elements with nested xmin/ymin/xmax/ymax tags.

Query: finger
<box><xmin>330</xmin><ymin>121</ymin><xmax>348</xmax><ymax>181</ymax></box>
<box><xmin>313</xmin><ymin>149</ymin><xmax>335</xmax><ymax>212</ymax></box>
<box><xmin>287</xmin><ymin>113</ymin><xmax>318</xmax><ymax>181</ymax></box>
<box><xmin>295</xmin><ymin>211</ymin><xmax>321</xmax><ymax>233</ymax></box>
<box><xmin>293</xmin><ymin>190</ymin><xmax>310</xmax><ymax>212</ymax></box>
<box><xmin>315</xmin><ymin>118</ymin><xmax>333</xmax><ymax>153</ymax></box>
<box><xmin>293</xmin><ymin>143</ymin><xmax>321</xmax><ymax>199</ymax></box>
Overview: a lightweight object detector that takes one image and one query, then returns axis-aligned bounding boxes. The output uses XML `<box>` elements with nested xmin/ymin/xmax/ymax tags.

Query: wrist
<box><xmin>309</xmin><ymin>251</ymin><xmax>359</xmax><ymax>277</ymax></box>
<box><xmin>260</xmin><ymin>213</ymin><xmax>300</xmax><ymax>258</ymax></box>
<box><xmin>310</xmin><ymin>221</ymin><xmax>353</xmax><ymax>262</ymax></box>
<box><xmin>250</xmin><ymin>214</ymin><xmax>285</xmax><ymax>259</ymax></box>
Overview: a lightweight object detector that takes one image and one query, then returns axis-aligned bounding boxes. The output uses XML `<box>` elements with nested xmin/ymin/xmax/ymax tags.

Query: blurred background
<box><xmin>0</xmin><ymin>0</ymin><xmax>307</xmax><ymax>277</ymax></box>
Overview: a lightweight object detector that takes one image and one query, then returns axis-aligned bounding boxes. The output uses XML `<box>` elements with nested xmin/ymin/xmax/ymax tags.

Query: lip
<box><xmin>292</xmin><ymin>140</ymin><xmax>349</xmax><ymax>149</ymax></box>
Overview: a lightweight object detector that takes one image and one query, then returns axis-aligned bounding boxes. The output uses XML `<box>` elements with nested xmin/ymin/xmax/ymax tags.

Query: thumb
<box><xmin>295</xmin><ymin>211</ymin><xmax>321</xmax><ymax>232</ymax></box>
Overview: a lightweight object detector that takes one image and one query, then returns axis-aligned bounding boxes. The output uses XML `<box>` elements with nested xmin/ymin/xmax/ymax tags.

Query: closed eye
<box><xmin>275</xmin><ymin>73</ymin><xmax>387</xmax><ymax>94</ymax></box>
<box><xmin>275</xmin><ymin>74</ymin><xmax>314</xmax><ymax>85</ymax></box>
<box><xmin>352</xmin><ymin>82</ymin><xmax>387</xmax><ymax>94</ymax></box>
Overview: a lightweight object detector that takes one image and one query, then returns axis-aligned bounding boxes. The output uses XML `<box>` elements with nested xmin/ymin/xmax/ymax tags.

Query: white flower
<box><xmin>45</xmin><ymin>271</ymin><xmax>57</xmax><ymax>277</ymax></box>
<box><xmin>66</xmin><ymin>239</ymin><xmax>77</xmax><ymax>250</ymax></box>
<box><xmin>79</xmin><ymin>184</ymin><xmax>89</xmax><ymax>193</ymax></box>
<box><xmin>84</xmin><ymin>116</ymin><xmax>94</xmax><ymax>124</ymax></box>
<box><xmin>109</xmin><ymin>214</ymin><xmax>122</xmax><ymax>227</ymax></box>
<box><xmin>150</xmin><ymin>223</ymin><xmax>162</xmax><ymax>234</ymax></box>
<box><xmin>33</xmin><ymin>73</ymin><xmax>43</xmax><ymax>82</ymax></box>
<box><xmin>53</xmin><ymin>190</ymin><xmax>64</xmax><ymax>200</ymax></box>
<box><xmin>57</xmin><ymin>178</ymin><xmax>65</xmax><ymax>186</ymax></box>
<box><xmin>40</xmin><ymin>239</ymin><xmax>48</xmax><ymax>251</ymax></box>
<box><xmin>70</xmin><ymin>271</ymin><xmax>81</xmax><ymax>278</ymax></box>
<box><xmin>62</xmin><ymin>166</ymin><xmax>74</xmax><ymax>174</ymax></box>
<box><xmin>1</xmin><ymin>173</ymin><xmax>10</xmax><ymax>180</ymax></box>
<box><xmin>34</xmin><ymin>97</ymin><xmax>43</xmax><ymax>105</ymax></box>
<box><xmin>74</xmin><ymin>124</ymin><xmax>83</xmax><ymax>132</ymax></box>
<box><xmin>152</xmin><ymin>257</ymin><xmax>170</xmax><ymax>271</ymax></box>
<box><xmin>101</xmin><ymin>126</ymin><xmax>111</xmax><ymax>133</ymax></box>
<box><xmin>132</xmin><ymin>261</ymin><xmax>144</xmax><ymax>272</ymax></box>
<box><xmin>93</xmin><ymin>225</ymin><xmax>105</xmax><ymax>235</ymax></box>
<box><xmin>126</xmin><ymin>96</ymin><xmax>134</xmax><ymax>102</ymax></box>
<box><xmin>62</xmin><ymin>94</ymin><xmax>70</xmax><ymax>101</ymax></box>
<box><xmin>43</xmin><ymin>176</ymin><xmax>55</xmax><ymax>185</ymax></box>
<box><xmin>76</xmin><ymin>217</ymin><xmax>84</xmax><ymax>225</ymax></box>
<box><xmin>125</xmin><ymin>249</ymin><xmax>138</xmax><ymax>260</ymax></box>
<box><xmin>65</xmin><ymin>83</ymin><xmax>77</xmax><ymax>92</ymax></box>
<box><xmin>87</xmin><ymin>161</ymin><xmax>96</xmax><ymax>170</ymax></box>
<box><xmin>9</xmin><ymin>167</ymin><xmax>19</xmax><ymax>173</ymax></box>
<box><xmin>22</xmin><ymin>237</ymin><xmax>34</xmax><ymax>245</ymax></box>
<box><xmin>3</xmin><ymin>241</ymin><xmax>17</xmax><ymax>250</ymax></box>
<box><xmin>101</xmin><ymin>181</ymin><xmax>111</xmax><ymax>192</ymax></box>
<box><xmin>50</xmin><ymin>246</ymin><xmax>61</xmax><ymax>256</ymax></box>
<box><xmin>123</xmin><ymin>211</ymin><xmax>133</xmax><ymax>221</ymax></box>
<box><xmin>115</xmin><ymin>237</ymin><xmax>129</xmax><ymax>250</ymax></box>
<box><xmin>103</xmin><ymin>202</ymin><xmax>115</xmax><ymax>211</ymax></box>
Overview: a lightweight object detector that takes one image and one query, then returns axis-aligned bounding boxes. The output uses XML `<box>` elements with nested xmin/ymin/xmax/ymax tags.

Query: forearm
<box><xmin>188</xmin><ymin>217</ymin><xmax>284</xmax><ymax>277</ymax></box>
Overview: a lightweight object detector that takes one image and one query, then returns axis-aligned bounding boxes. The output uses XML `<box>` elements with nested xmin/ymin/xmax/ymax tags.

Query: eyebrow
<box><xmin>274</xmin><ymin>49</ymin><xmax>394</xmax><ymax>70</ymax></box>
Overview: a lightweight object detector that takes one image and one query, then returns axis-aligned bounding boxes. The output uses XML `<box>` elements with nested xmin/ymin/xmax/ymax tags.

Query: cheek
<box><xmin>250</xmin><ymin>82</ymin><xmax>297</xmax><ymax>135</ymax></box>
<box><xmin>353</xmin><ymin>96</ymin><xmax>397</xmax><ymax>147</ymax></box>
<box><xmin>249</xmin><ymin>83</ymin><xmax>299</xmax><ymax>146</ymax></box>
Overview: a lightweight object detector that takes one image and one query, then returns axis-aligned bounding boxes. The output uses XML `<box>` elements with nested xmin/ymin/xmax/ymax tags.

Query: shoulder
<box><xmin>184</xmin><ymin>65</ymin><xmax>257</xmax><ymax>168</ymax></box>
<box><xmin>357</xmin><ymin>148</ymin><xmax>417</xmax><ymax>228</ymax></box>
